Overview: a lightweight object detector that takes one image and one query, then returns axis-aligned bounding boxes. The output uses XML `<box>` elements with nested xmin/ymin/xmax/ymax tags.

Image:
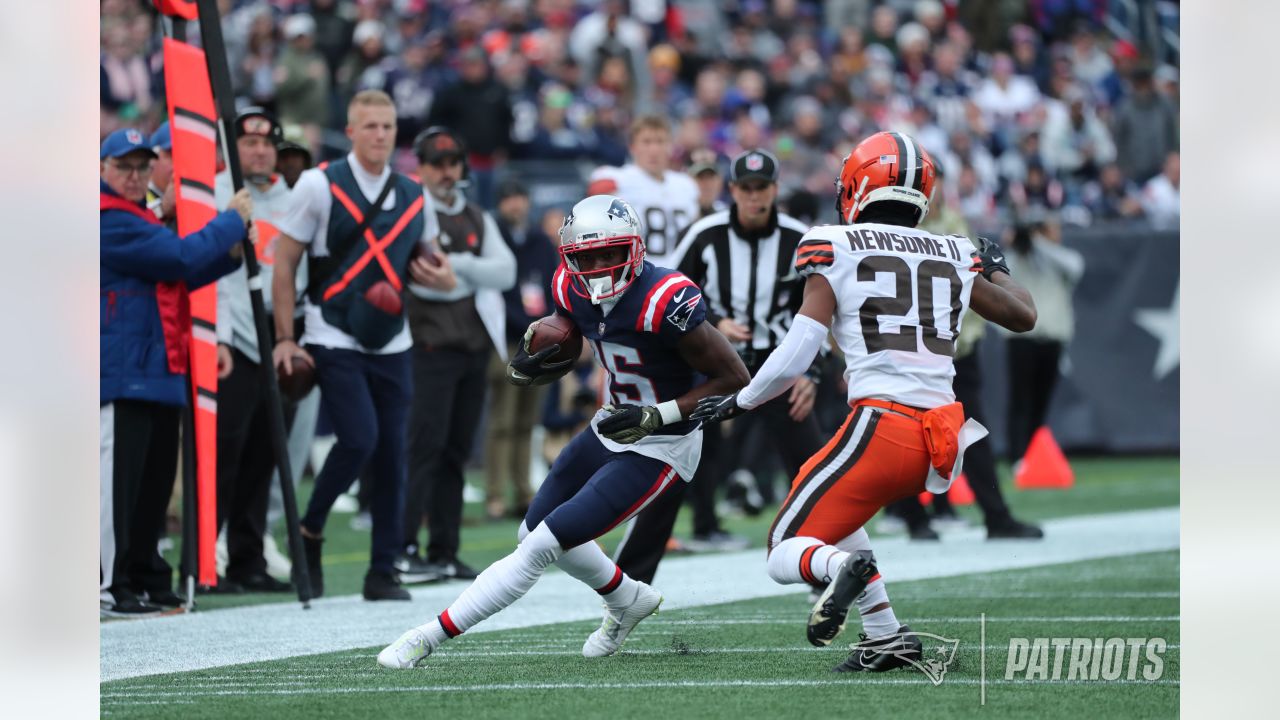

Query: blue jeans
<box><xmin>301</xmin><ymin>346</ymin><xmax>412</xmax><ymax>573</ymax></box>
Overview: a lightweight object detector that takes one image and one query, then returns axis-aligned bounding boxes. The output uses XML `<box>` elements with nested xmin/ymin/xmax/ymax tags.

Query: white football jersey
<box><xmin>589</xmin><ymin>164</ymin><xmax>699</xmax><ymax>265</ymax></box>
<box><xmin>796</xmin><ymin>222</ymin><xmax>981</xmax><ymax>409</ymax></box>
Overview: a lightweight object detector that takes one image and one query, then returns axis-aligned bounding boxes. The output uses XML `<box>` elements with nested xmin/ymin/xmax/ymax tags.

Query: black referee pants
<box><xmin>1006</xmin><ymin>338</ymin><xmax>1063</xmax><ymax>461</ymax></box>
<box><xmin>403</xmin><ymin>346</ymin><xmax>490</xmax><ymax>562</ymax></box>
<box><xmin>615</xmin><ymin>391</ymin><xmax>823</xmax><ymax>584</ymax></box>
<box><xmin>100</xmin><ymin>400</ymin><xmax>180</xmax><ymax>605</ymax></box>
<box><xmin>216</xmin><ymin>348</ymin><xmax>296</xmax><ymax>579</ymax></box>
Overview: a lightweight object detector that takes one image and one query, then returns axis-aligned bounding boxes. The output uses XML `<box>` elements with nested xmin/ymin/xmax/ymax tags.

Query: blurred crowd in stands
<box><xmin>103</xmin><ymin>0</ymin><xmax>1179</xmax><ymax>229</ymax></box>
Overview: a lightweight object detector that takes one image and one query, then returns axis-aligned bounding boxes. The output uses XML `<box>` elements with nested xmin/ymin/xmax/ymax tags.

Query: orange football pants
<box><xmin>767</xmin><ymin>399</ymin><xmax>942</xmax><ymax>549</ymax></box>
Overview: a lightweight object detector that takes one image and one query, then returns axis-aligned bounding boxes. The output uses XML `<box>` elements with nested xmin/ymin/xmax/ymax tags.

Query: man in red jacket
<box><xmin>100</xmin><ymin>128</ymin><xmax>252</xmax><ymax>617</ymax></box>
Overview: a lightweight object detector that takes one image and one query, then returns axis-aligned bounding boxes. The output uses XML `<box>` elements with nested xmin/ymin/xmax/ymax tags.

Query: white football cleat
<box><xmin>582</xmin><ymin>582</ymin><xmax>663</xmax><ymax>658</ymax></box>
<box><xmin>377</xmin><ymin>627</ymin><xmax>435</xmax><ymax>669</ymax></box>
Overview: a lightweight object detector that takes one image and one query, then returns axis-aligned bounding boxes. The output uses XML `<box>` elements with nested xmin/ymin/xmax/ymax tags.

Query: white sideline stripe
<box><xmin>100</xmin><ymin>507</ymin><xmax>1179</xmax><ymax>682</ymax></box>
<box><xmin>177</xmin><ymin>641</ymin><xmax>1185</xmax><ymax>672</ymax></box>
<box><xmin>102</xmin><ymin>677</ymin><xmax>1181</xmax><ymax>702</ymax></box>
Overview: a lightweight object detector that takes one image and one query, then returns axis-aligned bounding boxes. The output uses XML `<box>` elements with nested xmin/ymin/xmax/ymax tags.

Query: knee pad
<box><xmin>515</xmin><ymin>521</ymin><xmax>564</xmax><ymax>570</ymax></box>
<box><xmin>767</xmin><ymin>536</ymin><xmax>825</xmax><ymax>585</ymax></box>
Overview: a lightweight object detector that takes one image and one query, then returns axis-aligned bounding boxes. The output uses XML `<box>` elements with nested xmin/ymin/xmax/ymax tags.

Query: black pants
<box><xmin>216</xmin><ymin>348</ymin><xmax>296</xmax><ymax>579</ymax></box>
<box><xmin>1006</xmin><ymin>338</ymin><xmax>1063</xmax><ymax>461</ymax></box>
<box><xmin>100</xmin><ymin>400</ymin><xmax>180</xmax><ymax>604</ymax></box>
<box><xmin>615</xmin><ymin>391</ymin><xmax>823</xmax><ymax>584</ymax></box>
<box><xmin>404</xmin><ymin>346</ymin><xmax>490</xmax><ymax>561</ymax></box>
<box><xmin>889</xmin><ymin>351</ymin><xmax>1015</xmax><ymax>529</ymax></box>
<box><xmin>301</xmin><ymin>347</ymin><xmax>412</xmax><ymax>574</ymax></box>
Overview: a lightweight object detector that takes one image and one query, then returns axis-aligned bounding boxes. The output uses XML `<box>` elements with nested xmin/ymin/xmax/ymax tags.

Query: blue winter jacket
<box><xmin>100</xmin><ymin>180</ymin><xmax>245</xmax><ymax>406</ymax></box>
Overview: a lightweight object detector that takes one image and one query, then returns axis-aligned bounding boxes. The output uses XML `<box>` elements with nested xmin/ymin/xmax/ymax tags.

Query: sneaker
<box><xmin>143</xmin><ymin>589</ymin><xmax>186</xmax><ymax>608</ymax></box>
<box><xmin>196</xmin><ymin>576</ymin><xmax>245</xmax><ymax>595</ymax></box>
<box><xmin>725</xmin><ymin>470</ymin><xmax>765</xmax><ymax>517</ymax></box>
<box><xmin>426</xmin><ymin>557</ymin><xmax>479</xmax><ymax>581</ymax></box>
<box><xmin>394</xmin><ymin>552</ymin><xmax>444</xmax><ymax>585</ymax></box>
<box><xmin>101</xmin><ymin>593</ymin><xmax>165</xmax><ymax>619</ymax></box>
<box><xmin>834</xmin><ymin>625</ymin><xmax>923</xmax><ymax>672</ymax></box>
<box><xmin>807</xmin><ymin>550</ymin><xmax>877</xmax><ymax>647</ymax></box>
<box><xmin>363</xmin><ymin>570</ymin><xmax>411</xmax><ymax>601</ymax></box>
<box><xmin>876</xmin><ymin>513</ymin><xmax>907</xmax><ymax>534</ymax></box>
<box><xmin>582</xmin><ymin>582</ymin><xmax>663</xmax><ymax>658</ymax></box>
<box><xmin>987</xmin><ymin>517</ymin><xmax>1044</xmax><ymax>540</ymax></box>
<box><xmin>908</xmin><ymin>524</ymin><xmax>940</xmax><ymax>541</ymax></box>
<box><xmin>263</xmin><ymin>533</ymin><xmax>292</xmax><ymax>578</ymax></box>
<box><xmin>684</xmin><ymin>530</ymin><xmax>750</xmax><ymax>552</ymax></box>
<box><xmin>377</xmin><ymin>627</ymin><xmax>435</xmax><ymax>669</ymax></box>
<box><xmin>301</xmin><ymin>533</ymin><xmax>324</xmax><ymax>598</ymax></box>
<box><xmin>230</xmin><ymin>571</ymin><xmax>294</xmax><ymax>593</ymax></box>
<box><xmin>930</xmin><ymin>507</ymin><xmax>970</xmax><ymax>532</ymax></box>
<box><xmin>348</xmin><ymin>510</ymin><xmax>372</xmax><ymax>531</ymax></box>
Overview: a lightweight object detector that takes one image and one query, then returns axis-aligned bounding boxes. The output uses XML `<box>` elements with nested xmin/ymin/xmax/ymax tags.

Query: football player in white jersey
<box><xmin>693</xmin><ymin>131</ymin><xmax>1037</xmax><ymax>673</ymax></box>
<box><xmin>587</xmin><ymin>115</ymin><xmax>699</xmax><ymax>267</ymax></box>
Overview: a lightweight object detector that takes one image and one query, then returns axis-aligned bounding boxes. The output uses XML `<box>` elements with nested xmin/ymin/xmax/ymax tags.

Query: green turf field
<box><xmin>174</xmin><ymin>456</ymin><xmax>1178</xmax><ymax>610</ymax></box>
<box><xmin>102</xmin><ymin>550</ymin><xmax>1179</xmax><ymax>719</ymax></box>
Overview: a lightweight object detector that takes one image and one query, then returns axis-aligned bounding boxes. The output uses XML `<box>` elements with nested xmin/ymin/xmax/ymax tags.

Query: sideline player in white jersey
<box><xmin>693</xmin><ymin>131</ymin><xmax>1037</xmax><ymax>673</ymax></box>
<box><xmin>587</xmin><ymin>115</ymin><xmax>699</xmax><ymax>267</ymax></box>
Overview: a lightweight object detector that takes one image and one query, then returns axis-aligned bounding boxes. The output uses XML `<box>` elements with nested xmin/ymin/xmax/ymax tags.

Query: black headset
<box><xmin>413</xmin><ymin>126</ymin><xmax>469</xmax><ymax>179</ymax></box>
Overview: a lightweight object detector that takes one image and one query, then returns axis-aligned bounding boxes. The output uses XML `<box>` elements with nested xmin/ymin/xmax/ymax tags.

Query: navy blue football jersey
<box><xmin>551</xmin><ymin>261</ymin><xmax>706</xmax><ymax>421</ymax></box>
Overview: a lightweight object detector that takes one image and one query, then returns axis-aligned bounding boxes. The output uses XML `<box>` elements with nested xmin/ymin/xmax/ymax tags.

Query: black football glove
<box><xmin>597</xmin><ymin>404</ymin><xmax>663</xmax><ymax>444</ymax></box>
<box><xmin>507</xmin><ymin>326</ymin><xmax>574</xmax><ymax>386</ymax></box>
<box><xmin>689</xmin><ymin>394</ymin><xmax>747</xmax><ymax>425</ymax></box>
<box><xmin>974</xmin><ymin>236</ymin><xmax>1011</xmax><ymax>280</ymax></box>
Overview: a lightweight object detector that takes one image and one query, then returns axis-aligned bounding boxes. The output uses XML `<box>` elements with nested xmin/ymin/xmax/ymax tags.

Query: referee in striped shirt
<box><xmin>614</xmin><ymin>149</ymin><xmax>825</xmax><ymax>582</ymax></box>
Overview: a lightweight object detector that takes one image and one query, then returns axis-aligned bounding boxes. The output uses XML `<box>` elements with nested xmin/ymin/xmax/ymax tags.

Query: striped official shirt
<box><xmin>668</xmin><ymin>206</ymin><xmax>811</xmax><ymax>352</ymax></box>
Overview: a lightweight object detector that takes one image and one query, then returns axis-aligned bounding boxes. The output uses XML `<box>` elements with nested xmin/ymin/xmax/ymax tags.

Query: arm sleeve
<box><xmin>736</xmin><ymin>313</ymin><xmax>827</xmax><ymax>410</ymax></box>
<box><xmin>100</xmin><ymin>210</ymin><xmax>245</xmax><ymax>286</ymax></box>
<box><xmin>449</xmin><ymin>212</ymin><xmax>517</xmax><ymax>291</ymax></box>
<box><xmin>276</xmin><ymin>170</ymin><xmax>325</xmax><ymax>244</ymax></box>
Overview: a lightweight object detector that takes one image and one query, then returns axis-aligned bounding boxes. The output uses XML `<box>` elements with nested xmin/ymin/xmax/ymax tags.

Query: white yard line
<box><xmin>100</xmin><ymin>507</ymin><xmax>1178</xmax><ymax>682</ymax></box>
<box><xmin>102</xmin><ymin>677</ymin><xmax>1181</xmax><ymax>703</ymax></box>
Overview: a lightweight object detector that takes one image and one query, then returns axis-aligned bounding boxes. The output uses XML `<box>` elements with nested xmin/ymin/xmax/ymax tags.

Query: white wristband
<box><xmin>656</xmin><ymin>400</ymin><xmax>682</xmax><ymax>425</ymax></box>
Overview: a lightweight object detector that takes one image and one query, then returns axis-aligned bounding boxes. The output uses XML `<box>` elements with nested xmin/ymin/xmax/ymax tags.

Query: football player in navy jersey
<box><xmin>379</xmin><ymin>195</ymin><xmax>748</xmax><ymax>668</ymax></box>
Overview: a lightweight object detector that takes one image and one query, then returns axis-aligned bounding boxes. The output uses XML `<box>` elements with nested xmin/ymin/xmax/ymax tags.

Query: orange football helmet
<box><xmin>835</xmin><ymin>131</ymin><xmax>937</xmax><ymax>225</ymax></box>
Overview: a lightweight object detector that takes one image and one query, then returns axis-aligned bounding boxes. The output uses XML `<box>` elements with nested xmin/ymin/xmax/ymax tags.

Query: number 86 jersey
<box><xmin>795</xmin><ymin>223</ymin><xmax>981</xmax><ymax>409</ymax></box>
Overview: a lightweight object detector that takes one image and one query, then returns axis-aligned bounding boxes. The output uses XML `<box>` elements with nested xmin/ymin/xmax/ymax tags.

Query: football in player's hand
<box><xmin>528</xmin><ymin>314</ymin><xmax>583</xmax><ymax>364</ymax></box>
<box><xmin>277</xmin><ymin>353</ymin><xmax>316</xmax><ymax>402</ymax></box>
<box><xmin>364</xmin><ymin>280</ymin><xmax>403</xmax><ymax>315</ymax></box>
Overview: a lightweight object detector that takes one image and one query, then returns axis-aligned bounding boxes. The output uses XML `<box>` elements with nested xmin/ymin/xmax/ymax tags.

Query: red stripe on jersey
<box><xmin>552</xmin><ymin>265</ymin><xmax>571</xmax><ymax>312</ymax></box>
<box><xmin>634</xmin><ymin>276</ymin><xmax>672</xmax><ymax>331</ymax></box>
<box><xmin>586</xmin><ymin>178</ymin><xmax>618</xmax><ymax>196</ymax></box>
<box><xmin>867</xmin><ymin>573</ymin><xmax>882</xmax><ymax>585</ymax></box>
<box><xmin>645</xmin><ymin>277</ymin><xmax>698</xmax><ymax>333</ymax></box>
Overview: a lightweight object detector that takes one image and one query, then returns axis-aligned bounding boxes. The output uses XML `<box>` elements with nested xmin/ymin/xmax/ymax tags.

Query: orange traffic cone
<box><xmin>918</xmin><ymin>473</ymin><xmax>975</xmax><ymax>506</ymax></box>
<box><xmin>1014</xmin><ymin>427</ymin><xmax>1074</xmax><ymax>489</ymax></box>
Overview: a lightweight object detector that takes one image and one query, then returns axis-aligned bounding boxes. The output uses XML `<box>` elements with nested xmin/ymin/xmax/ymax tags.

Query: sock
<box><xmin>767</xmin><ymin>536</ymin><xmax>829</xmax><ymax>585</ymax></box>
<box><xmin>413</xmin><ymin>616</ymin><xmax>454</xmax><ymax>649</ymax></box>
<box><xmin>857</xmin><ymin>577</ymin><xmax>899</xmax><ymax>639</ymax></box>
<box><xmin>556</xmin><ymin>540</ymin><xmax>640</xmax><ymax>611</ymax></box>
<box><xmin>436</xmin><ymin>522</ymin><xmax>563</xmax><ymax>634</ymax></box>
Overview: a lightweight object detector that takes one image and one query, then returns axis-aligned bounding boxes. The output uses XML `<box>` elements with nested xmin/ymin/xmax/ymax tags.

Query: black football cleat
<box><xmin>807</xmin><ymin>550</ymin><xmax>877</xmax><ymax>647</ymax></box>
<box><xmin>834</xmin><ymin>625</ymin><xmax>923</xmax><ymax>673</ymax></box>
